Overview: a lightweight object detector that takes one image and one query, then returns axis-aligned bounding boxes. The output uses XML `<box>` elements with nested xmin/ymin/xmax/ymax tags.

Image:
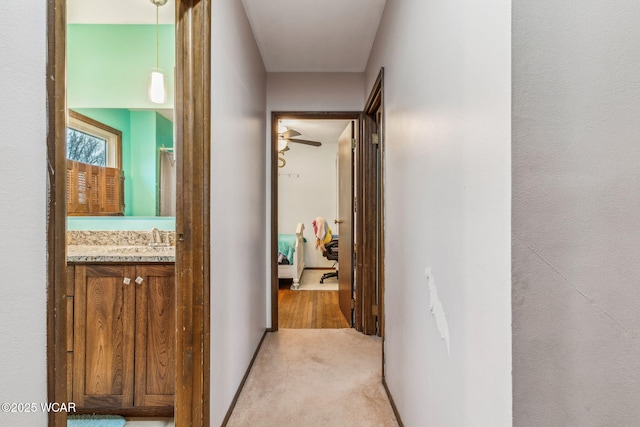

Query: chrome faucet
<box><xmin>149</xmin><ymin>227</ymin><xmax>164</xmax><ymax>246</ymax></box>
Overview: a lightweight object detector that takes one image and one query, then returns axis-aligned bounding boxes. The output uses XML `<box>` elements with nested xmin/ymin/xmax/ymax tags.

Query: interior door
<box><xmin>337</xmin><ymin>121</ymin><xmax>355</xmax><ymax>323</ymax></box>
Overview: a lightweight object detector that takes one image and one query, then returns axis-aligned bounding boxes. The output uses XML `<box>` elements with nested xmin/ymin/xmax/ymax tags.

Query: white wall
<box><xmin>512</xmin><ymin>1</ymin><xmax>640</xmax><ymax>425</ymax></box>
<box><xmin>210</xmin><ymin>0</ymin><xmax>267</xmax><ymax>424</ymax></box>
<box><xmin>365</xmin><ymin>0</ymin><xmax>512</xmax><ymax>425</ymax></box>
<box><xmin>267</xmin><ymin>73</ymin><xmax>365</xmax><ymax>112</ymax></box>
<box><xmin>278</xmin><ymin>141</ymin><xmax>337</xmax><ymax>268</ymax></box>
<box><xmin>266</xmin><ymin>72</ymin><xmax>365</xmax><ymax>325</ymax></box>
<box><xmin>0</xmin><ymin>1</ymin><xmax>48</xmax><ymax>426</ymax></box>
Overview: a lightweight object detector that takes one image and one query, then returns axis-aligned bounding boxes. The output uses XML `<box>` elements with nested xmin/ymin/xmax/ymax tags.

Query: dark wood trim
<box><xmin>356</xmin><ymin>68</ymin><xmax>385</xmax><ymax>337</ymax></box>
<box><xmin>364</xmin><ymin>70</ymin><xmax>384</xmax><ymax>116</ymax></box>
<box><xmin>362</xmin><ymin>68</ymin><xmax>384</xmax><ymax>338</ymax></box>
<box><xmin>220</xmin><ymin>330</ymin><xmax>269</xmax><ymax>426</ymax></box>
<box><xmin>270</xmin><ymin>113</ymin><xmax>279</xmax><ymax>331</ymax></box>
<box><xmin>376</xmin><ymin>70</ymin><xmax>385</xmax><ymax>342</ymax></box>
<box><xmin>47</xmin><ymin>0</ymin><xmax>211</xmax><ymax>426</ymax></box>
<box><xmin>47</xmin><ymin>0</ymin><xmax>68</xmax><ymax>425</ymax></box>
<box><xmin>363</xmin><ymin>68</ymin><xmax>385</xmax><ymax>357</ymax></box>
<box><xmin>175</xmin><ymin>0</ymin><xmax>211</xmax><ymax>426</ymax></box>
<box><xmin>382</xmin><ymin>378</ymin><xmax>404</xmax><ymax>427</ymax></box>
<box><xmin>270</xmin><ymin>112</ymin><xmax>361</xmax><ymax>332</ymax></box>
<box><xmin>355</xmin><ymin>113</ymin><xmax>377</xmax><ymax>334</ymax></box>
<box><xmin>68</xmin><ymin>109</ymin><xmax>123</xmax><ymax>170</ymax></box>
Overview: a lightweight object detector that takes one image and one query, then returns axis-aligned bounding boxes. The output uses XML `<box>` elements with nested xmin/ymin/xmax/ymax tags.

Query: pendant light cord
<box><xmin>155</xmin><ymin>5</ymin><xmax>159</xmax><ymax>69</ymax></box>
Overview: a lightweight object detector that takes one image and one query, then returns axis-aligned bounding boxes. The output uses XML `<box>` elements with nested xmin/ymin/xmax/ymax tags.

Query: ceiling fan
<box><xmin>278</xmin><ymin>126</ymin><xmax>322</xmax><ymax>152</ymax></box>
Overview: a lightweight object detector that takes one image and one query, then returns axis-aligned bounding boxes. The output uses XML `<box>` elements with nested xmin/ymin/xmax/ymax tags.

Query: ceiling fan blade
<box><xmin>280</xmin><ymin>146</ymin><xmax>290</xmax><ymax>152</ymax></box>
<box><xmin>280</xmin><ymin>129</ymin><xmax>301</xmax><ymax>139</ymax></box>
<box><xmin>288</xmin><ymin>138</ymin><xmax>322</xmax><ymax>147</ymax></box>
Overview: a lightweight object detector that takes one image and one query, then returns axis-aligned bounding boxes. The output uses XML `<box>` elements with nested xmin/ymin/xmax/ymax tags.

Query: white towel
<box><xmin>314</xmin><ymin>216</ymin><xmax>327</xmax><ymax>240</ymax></box>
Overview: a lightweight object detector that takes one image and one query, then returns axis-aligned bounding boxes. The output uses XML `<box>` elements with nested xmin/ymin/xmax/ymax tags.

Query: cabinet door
<box><xmin>134</xmin><ymin>265</ymin><xmax>176</xmax><ymax>407</ymax></box>
<box><xmin>73</xmin><ymin>265</ymin><xmax>136</xmax><ymax>409</ymax></box>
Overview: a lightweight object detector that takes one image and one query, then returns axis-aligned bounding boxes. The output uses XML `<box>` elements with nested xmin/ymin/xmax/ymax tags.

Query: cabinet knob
<box><xmin>135</xmin><ymin>276</ymin><xmax>144</xmax><ymax>285</ymax></box>
<box><xmin>123</xmin><ymin>277</ymin><xmax>131</xmax><ymax>285</ymax></box>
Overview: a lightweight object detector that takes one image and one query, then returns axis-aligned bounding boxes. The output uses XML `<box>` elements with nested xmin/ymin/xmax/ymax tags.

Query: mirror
<box><xmin>66</xmin><ymin>1</ymin><xmax>176</xmax><ymax>221</ymax></box>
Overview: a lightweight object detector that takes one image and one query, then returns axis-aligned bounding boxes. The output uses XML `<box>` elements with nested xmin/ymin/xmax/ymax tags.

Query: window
<box><xmin>66</xmin><ymin>110</ymin><xmax>124</xmax><ymax>215</ymax></box>
<box><xmin>66</xmin><ymin>128</ymin><xmax>107</xmax><ymax>166</ymax></box>
<box><xmin>67</xmin><ymin>110</ymin><xmax>122</xmax><ymax>169</ymax></box>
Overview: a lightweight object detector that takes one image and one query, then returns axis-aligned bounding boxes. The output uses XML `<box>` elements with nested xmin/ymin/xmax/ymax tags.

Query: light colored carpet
<box><xmin>297</xmin><ymin>269</ymin><xmax>338</xmax><ymax>291</ymax></box>
<box><xmin>227</xmin><ymin>329</ymin><xmax>398</xmax><ymax>427</ymax></box>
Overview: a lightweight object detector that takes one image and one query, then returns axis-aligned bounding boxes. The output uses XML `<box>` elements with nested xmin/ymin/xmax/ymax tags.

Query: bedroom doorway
<box><xmin>270</xmin><ymin>91</ymin><xmax>385</xmax><ymax>337</ymax></box>
<box><xmin>273</xmin><ymin>114</ymin><xmax>356</xmax><ymax>329</ymax></box>
<box><xmin>271</xmin><ymin>112</ymin><xmax>358</xmax><ymax>330</ymax></box>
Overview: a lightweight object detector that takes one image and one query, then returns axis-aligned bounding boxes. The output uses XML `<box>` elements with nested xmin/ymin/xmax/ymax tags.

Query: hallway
<box><xmin>226</xmin><ymin>329</ymin><xmax>398</xmax><ymax>426</ymax></box>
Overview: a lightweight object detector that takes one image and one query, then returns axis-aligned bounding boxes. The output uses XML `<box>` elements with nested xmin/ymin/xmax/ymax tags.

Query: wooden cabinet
<box><xmin>67</xmin><ymin>159</ymin><xmax>124</xmax><ymax>216</ymax></box>
<box><xmin>69</xmin><ymin>263</ymin><xmax>175</xmax><ymax>416</ymax></box>
<box><xmin>134</xmin><ymin>265</ymin><xmax>176</xmax><ymax>408</ymax></box>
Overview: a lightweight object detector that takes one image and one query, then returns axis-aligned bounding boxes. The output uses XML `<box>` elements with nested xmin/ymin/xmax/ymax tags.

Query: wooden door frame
<box><xmin>270</xmin><ymin>111</ymin><xmax>361</xmax><ymax>331</ymax></box>
<box><xmin>358</xmin><ymin>69</ymin><xmax>385</xmax><ymax>337</ymax></box>
<box><xmin>46</xmin><ymin>0</ymin><xmax>211</xmax><ymax>425</ymax></box>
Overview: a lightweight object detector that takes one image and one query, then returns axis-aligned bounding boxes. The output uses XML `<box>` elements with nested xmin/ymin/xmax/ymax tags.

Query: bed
<box><xmin>278</xmin><ymin>222</ymin><xmax>305</xmax><ymax>290</ymax></box>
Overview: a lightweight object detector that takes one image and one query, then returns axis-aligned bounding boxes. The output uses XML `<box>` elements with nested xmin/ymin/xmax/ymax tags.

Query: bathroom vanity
<box><xmin>66</xmin><ymin>232</ymin><xmax>176</xmax><ymax>416</ymax></box>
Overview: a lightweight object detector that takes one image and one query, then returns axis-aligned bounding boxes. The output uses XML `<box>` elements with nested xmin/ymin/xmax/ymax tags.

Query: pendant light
<box><xmin>148</xmin><ymin>0</ymin><xmax>168</xmax><ymax>104</ymax></box>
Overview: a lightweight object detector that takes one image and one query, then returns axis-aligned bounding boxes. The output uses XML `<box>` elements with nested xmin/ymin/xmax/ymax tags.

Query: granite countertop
<box><xmin>67</xmin><ymin>245</ymin><xmax>175</xmax><ymax>263</ymax></box>
<box><xmin>66</xmin><ymin>230</ymin><xmax>176</xmax><ymax>263</ymax></box>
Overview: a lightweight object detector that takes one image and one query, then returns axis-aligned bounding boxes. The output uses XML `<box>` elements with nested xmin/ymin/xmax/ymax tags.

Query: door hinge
<box><xmin>372</xmin><ymin>133</ymin><xmax>379</xmax><ymax>145</ymax></box>
<box><xmin>351</xmin><ymin>299</ymin><xmax>355</xmax><ymax>310</ymax></box>
<box><xmin>371</xmin><ymin>304</ymin><xmax>378</xmax><ymax>316</ymax></box>
<box><xmin>351</xmin><ymin>138</ymin><xmax>356</xmax><ymax>149</ymax></box>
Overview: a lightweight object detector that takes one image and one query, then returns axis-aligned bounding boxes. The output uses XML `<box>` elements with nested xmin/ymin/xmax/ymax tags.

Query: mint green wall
<box><xmin>155</xmin><ymin>114</ymin><xmax>174</xmax><ymax>213</ymax></box>
<box><xmin>67</xmin><ymin>24</ymin><xmax>175</xmax><ymax>108</ymax></box>
<box><xmin>68</xmin><ymin>24</ymin><xmax>175</xmax><ymax>217</ymax></box>
<box><xmin>75</xmin><ymin>109</ymin><xmax>173</xmax><ymax>216</ymax></box>
<box><xmin>130</xmin><ymin>111</ymin><xmax>157</xmax><ymax>216</ymax></box>
<box><xmin>156</xmin><ymin>114</ymin><xmax>174</xmax><ymax>150</ymax></box>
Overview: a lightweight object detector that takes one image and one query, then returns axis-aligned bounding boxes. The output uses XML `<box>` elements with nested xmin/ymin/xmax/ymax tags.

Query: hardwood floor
<box><xmin>278</xmin><ymin>283</ymin><xmax>350</xmax><ymax>329</ymax></box>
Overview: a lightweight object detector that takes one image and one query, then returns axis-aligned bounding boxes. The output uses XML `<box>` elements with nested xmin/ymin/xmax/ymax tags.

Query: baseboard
<box><xmin>382</xmin><ymin>377</ymin><xmax>404</xmax><ymax>427</ymax></box>
<box><xmin>221</xmin><ymin>329</ymin><xmax>269</xmax><ymax>426</ymax></box>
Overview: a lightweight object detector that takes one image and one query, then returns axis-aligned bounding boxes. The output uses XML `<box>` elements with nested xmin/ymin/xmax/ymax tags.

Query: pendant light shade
<box><xmin>148</xmin><ymin>0</ymin><xmax>167</xmax><ymax>104</ymax></box>
<box><xmin>149</xmin><ymin>70</ymin><xmax>166</xmax><ymax>104</ymax></box>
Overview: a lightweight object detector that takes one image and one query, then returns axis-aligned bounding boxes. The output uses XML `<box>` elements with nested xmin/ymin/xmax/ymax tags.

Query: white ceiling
<box><xmin>69</xmin><ymin>0</ymin><xmax>387</xmax><ymax>72</ymax></box>
<box><xmin>280</xmin><ymin>119</ymin><xmax>350</xmax><ymax>147</ymax></box>
<box><xmin>67</xmin><ymin>0</ymin><xmax>175</xmax><ymax>24</ymax></box>
<box><xmin>241</xmin><ymin>0</ymin><xmax>387</xmax><ymax>72</ymax></box>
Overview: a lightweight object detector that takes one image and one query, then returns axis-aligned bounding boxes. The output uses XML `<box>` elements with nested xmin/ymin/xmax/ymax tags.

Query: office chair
<box><xmin>320</xmin><ymin>238</ymin><xmax>339</xmax><ymax>283</ymax></box>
